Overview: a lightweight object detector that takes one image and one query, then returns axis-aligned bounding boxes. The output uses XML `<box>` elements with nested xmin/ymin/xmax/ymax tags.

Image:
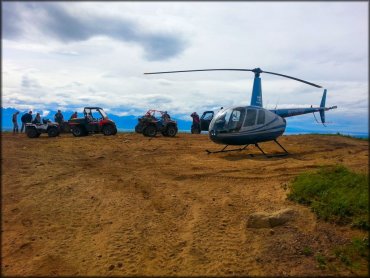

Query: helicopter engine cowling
<box><xmin>208</xmin><ymin>106</ymin><xmax>286</xmax><ymax>146</ymax></box>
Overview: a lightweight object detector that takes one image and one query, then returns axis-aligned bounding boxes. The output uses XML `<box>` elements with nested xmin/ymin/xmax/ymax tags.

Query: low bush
<box><xmin>288</xmin><ymin>165</ymin><xmax>368</xmax><ymax>230</ymax></box>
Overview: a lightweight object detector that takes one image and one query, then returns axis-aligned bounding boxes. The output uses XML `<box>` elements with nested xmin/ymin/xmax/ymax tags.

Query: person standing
<box><xmin>12</xmin><ymin>111</ymin><xmax>19</xmax><ymax>134</ymax></box>
<box><xmin>191</xmin><ymin>112</ymin><xmax>201</xmax><ymax>133</ymax></box>
<box><xmin>54</xmin><ymin>110</ymin><xmax>64</xmax><ymax>125</ymax></box>
<box><xmin>191</xmin><ymin>112</ymin><xmax>200</xmax><ymax>125</ymax></box>
<box><xmin>20</xmin><ymin>111</ymin><xmax>32</xmax><ymax>133</ymax></box>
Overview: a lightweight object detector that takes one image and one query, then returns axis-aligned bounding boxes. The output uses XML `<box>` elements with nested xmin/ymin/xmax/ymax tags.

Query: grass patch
<box><xmin>288</xmin><ymin>165</ymin><xmax>369</xmax><ymax>230</ymax></box>
<box><xmin>302</xmin><ymin>246</ymin><xmax>313</xmax><ymax>256</ymax></box>
<box><xmin>315</xmin><ymin>252</ymin><xmax>327</xmax><ymax>269</ymax></box>
<box><xmin>333</xmin><ymin>237</ymin><xmax>369</xmax><ymax>270</ymax></box>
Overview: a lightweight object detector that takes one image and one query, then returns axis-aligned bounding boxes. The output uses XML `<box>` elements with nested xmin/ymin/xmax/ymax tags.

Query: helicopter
<box><xmin>144</xmin><ymin>68</ymin><xmax>337</xmax><ymax>157</ymax></box>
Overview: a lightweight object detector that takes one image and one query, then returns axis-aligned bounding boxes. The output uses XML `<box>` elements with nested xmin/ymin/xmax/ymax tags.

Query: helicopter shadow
<box><xmin>218</xmin><ymin>149</ymin><xmax>325</xmax><ymax>161</ymax></box>
<box><xmin>220</xmin><ymin>152</ymin><xmax>288</xmax><ymax>161</ymax></box>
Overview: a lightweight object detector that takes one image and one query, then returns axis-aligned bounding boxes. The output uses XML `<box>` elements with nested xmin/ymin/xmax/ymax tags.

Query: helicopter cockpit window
<box><xmin>227</xmin><ymin>108</ymin><xmax>246</xmax><ymax>131</ymax></box>
<box><xmin>257</xmin><ymin>109</ymin><xmax>265</xmax><ymax>125</ymax></box>
<box><xmin>244</xmin><ymin>109</ymin><xmax>257</xmax><ymax>127</ymax></box>
<box><xmin>210</xmin><ymin>107</ymin><xmax>245</xmax><ymax>133</ymax></box>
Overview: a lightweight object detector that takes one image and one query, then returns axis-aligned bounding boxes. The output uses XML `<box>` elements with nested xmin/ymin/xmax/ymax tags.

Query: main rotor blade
<box><xmin>144</xmin><ymin>68</ymin><xmax>322</xmax><ymax>88</ymax></box>
<box><xmin>144</xmin><ymin>69</ymin><xmax>254</xmax><ymax>74</ymax></box>
<box><xmin>262</xmin><ymin>70</ymin><xmax>322</xmax><ymax>88</ymax></box>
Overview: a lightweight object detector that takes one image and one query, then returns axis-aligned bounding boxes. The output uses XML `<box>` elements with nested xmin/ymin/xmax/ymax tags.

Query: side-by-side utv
<box><xmin>68</xmin><ymin>107</ymin><xmax>117</xmax><ymax>137</ymax></box>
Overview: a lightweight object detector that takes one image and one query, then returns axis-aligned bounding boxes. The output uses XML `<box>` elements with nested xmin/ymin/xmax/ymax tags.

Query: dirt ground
<box><xmin>1</xmin><ymin>132</ymin><xmax>368</xmax><ymax>276</ymax></box>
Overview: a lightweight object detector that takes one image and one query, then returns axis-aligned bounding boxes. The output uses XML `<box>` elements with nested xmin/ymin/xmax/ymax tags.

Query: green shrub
<box><xmin>333</xmin><ymin>237</ymin><xmax>369</xmax><ymax>268</ymax></box>
<box><xmin>288</xmin><ymin>165</ymin><xmax>368</xmax><ymax>230</ymax></box>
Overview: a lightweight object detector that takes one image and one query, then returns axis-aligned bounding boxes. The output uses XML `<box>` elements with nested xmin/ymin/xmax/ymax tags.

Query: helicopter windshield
<box><xmin>210</xmin><ymin>107</ymin><xmax>246</xmax><ymax>133</ymax></box>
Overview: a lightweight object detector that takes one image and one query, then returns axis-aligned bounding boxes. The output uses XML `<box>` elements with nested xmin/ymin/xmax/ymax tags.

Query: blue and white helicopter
<box><xmin>145</xmin><ymin>68</ymin><xmax>337</xmax><ymax>157</ymax></box>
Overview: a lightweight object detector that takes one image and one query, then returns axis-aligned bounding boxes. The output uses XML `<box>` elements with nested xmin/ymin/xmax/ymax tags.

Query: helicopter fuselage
<box><xmin>208</xmin><ymin>106</ymin><xmax>286</xmax><ymax>145</ymax></box>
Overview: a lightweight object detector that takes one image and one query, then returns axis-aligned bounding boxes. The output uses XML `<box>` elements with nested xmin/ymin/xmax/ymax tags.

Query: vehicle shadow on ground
<box><xmin>217</xmin><ymin>150</ymin><xmax>323</xmax><ymax>161</ymax></box>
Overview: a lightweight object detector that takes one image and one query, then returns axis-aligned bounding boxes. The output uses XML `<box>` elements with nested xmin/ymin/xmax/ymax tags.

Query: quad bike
<box><xmin>135</xmin><ymin>110</ymin><xmax>162</xmax><ymax>133</ymax></box>
<box><xmin>68</xmin><ymin>107</ymin><xmax>117</xmax><ymax>137</ymax></box>
<box><xmin>138</xmin><ymin>110</ymin><xmax>178</xmax><ymax>137</ymax></box>
<box><xmin>25</xmin><ymin>119</ymin><xmax>60</xmax><ymax>138</ymax></box>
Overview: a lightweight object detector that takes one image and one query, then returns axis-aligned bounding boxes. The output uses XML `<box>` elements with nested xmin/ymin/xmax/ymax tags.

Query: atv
<box><xmin>25</xmin><ymin>119</ymin><xmax>60</xmax><ymax>138</ymax></box>
<box><xmin>139</xmin><ymin>110</ymin><xmax>178</xmax><ymax>137</ymax></box>
<box><xmin>68</xmin><ymin>107</ymin><xmax>117</xmax><ymax>137</ymax></box>
<box><xmin>135</xmin><ymin>109</ymin><xmax>161</xmax><ymax>133</ymax></box>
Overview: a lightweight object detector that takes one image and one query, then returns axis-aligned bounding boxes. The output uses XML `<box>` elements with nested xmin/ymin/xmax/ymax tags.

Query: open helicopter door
<box><xmin>200</xmin><ymin>111</ymin><xmax>214</xmax><ymax>131</ymax></box>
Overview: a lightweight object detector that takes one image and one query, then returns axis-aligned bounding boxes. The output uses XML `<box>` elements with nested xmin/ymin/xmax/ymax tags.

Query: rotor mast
<box><xmin>250</xmin><ymin>68</ymin><xmax>263</xmax><ymax>107</ymax></box>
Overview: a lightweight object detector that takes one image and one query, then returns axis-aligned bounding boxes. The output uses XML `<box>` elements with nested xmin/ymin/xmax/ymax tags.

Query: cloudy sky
<box><xmin>2</xmin><ymin>1</ymin><xmax>368</xmax><ymax>128</ymax></box>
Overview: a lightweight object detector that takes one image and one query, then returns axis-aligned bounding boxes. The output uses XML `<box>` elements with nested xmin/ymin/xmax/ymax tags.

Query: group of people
<box><xmin>12</xmin><ymin>110</ymin><xmax>78</xmax><ymax>134</ymax></box>
<box><xmin>12</xmin><ymin>109</ymin><xmax>202</xmax><ymax>134</ymax></box>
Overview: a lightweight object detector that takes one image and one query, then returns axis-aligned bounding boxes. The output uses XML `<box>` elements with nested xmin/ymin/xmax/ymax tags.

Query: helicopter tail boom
<box><xmin>270</xmin><ymin>89</ymin><xmax>337</xmax><ymax>121</ymax></box>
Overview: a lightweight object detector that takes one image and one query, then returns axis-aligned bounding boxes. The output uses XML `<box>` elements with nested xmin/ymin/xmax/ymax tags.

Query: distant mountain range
<box><xmin>1</xmin><ymin>107</ymin><xmax>368</xmax><ymax>138</ymax></box>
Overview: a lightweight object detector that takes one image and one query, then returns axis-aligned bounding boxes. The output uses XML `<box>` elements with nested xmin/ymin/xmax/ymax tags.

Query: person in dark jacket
<box><xmin>162</xmin><ymin>111</ymin><xmax>171</xmax><ymax>122</ymax></box>
<box><xmin>12</xmin><ymin>111</ymin><xmax>19</xmax><ymax>134</ymax></box>
<box><xmin>32</xmin><ymin>113</ymin><xmax>41</xmax><ymax>124</ymax></box>
<box><xmin>21</xmin><ymin>111</ymin><xmax>32</xmax><ymax>133</ymax></box>
<box><xmin>191</xmin><ymin>112</ymin><xmax>201</xmax><ymax>133</ymax></box>
<box><xmin>191</xmin><ymin>112</ymin><xmax>200</xmax><ymax>124</ymax></box>
<box><xmin>54</xmin><ymin>110</ymin><xmax>64</xmax><ymax>125</ymax></box>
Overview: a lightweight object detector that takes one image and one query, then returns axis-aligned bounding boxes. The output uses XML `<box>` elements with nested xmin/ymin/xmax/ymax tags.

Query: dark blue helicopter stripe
<box><xmin>220</xmin><ymin>124</ymin><xmax>286</xmax><ymax>137</ymax></box>
<box><xmin>216</xmin><ymin>118</ymin><xmax>281</xmax><ymax>137</ymax></box>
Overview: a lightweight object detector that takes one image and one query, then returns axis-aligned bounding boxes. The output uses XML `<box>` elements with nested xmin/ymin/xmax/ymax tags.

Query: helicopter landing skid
<box><xmin>253</xmin><ymin>140</ymin><xmax>289</xmax><ymax>158</ymax></box>
<box><xmin>205</xmin><ymin>144</ymin><xmax>249</xmax><ymax>154</ymax></box>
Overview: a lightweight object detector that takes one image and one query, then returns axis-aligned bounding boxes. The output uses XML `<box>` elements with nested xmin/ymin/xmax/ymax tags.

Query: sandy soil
<box><xmin>1</xmin><ymin>132</ymin><xmax>368</xmax><ymax>276</ymax></box>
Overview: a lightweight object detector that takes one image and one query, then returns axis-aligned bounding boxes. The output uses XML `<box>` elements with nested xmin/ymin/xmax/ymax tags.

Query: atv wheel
<box><xmin>112</xmin><ymin>126</ymin><xmax>118</xmax><ymax>135</ymax></box>
<box><xmin>143</xmin><ymin>125</ymin><xmax>157</xmax><ymax>137</ymax></box>
<box><xmin>26</xmin><ymin>127</ymin><xmax>39</xmax><ymax>138</ymax></box>
<box><xmin>102</xmin><ymin>125</ymin><xmax>115</xmax><ymax>136</ymax></box>
<box><xmin>48</xmin><ymin>127</ymin><xmax>59</xmax><ymax>137</ymax></box>
<box><xmin>61</xmin><ymin>122</ymin><xmax>71</xmax><ymax>133</ymax></box>
<box><xmin>161</xmin><ymin>131</ymin><xmax>168</xmax><ymax>136</ymax></box>
<box><xmin>72</xmin><ymin>126</ymin><xmax>85</xmax><ymax>137</ymax></box>
<box><xmin>166</xmin><ymin>125</ymin><xmax>177</xmax><ymax>137</ymax></box>
<box><xmin>135</xmin><ymin>124</ymin><xmax>143</xmax><ymax>133</ymax></box>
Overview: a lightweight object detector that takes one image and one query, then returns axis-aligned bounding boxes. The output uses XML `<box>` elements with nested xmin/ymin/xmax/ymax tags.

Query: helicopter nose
<box><xmin>209</xmin><ymin>129</ymin><xmax>218</xmax><ymax>142</ymax></box>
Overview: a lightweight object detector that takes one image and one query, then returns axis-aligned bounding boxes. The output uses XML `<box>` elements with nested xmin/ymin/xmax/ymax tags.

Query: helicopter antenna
<box><xmin>144</xmin><ymin>68</ymin><xmax>322</xmax><ymax>88</ymax></box>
